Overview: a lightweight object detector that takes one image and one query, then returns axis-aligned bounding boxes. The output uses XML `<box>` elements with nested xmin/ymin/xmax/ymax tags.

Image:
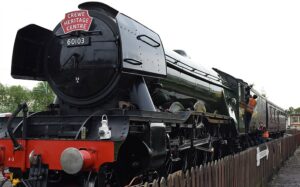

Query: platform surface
<box><xmin>268</xmin><ymin>147</ymin><xmax>300</xmax><ymax>187</ymax></box>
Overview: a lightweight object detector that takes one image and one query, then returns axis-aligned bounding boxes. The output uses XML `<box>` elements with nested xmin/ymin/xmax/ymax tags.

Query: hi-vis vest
<box><xmin>247</xmin><ymin>98</ymin><xmax>257</xmax><ymax>113</ymax></box>
<box><xmin>262</xmin><ymin>130</ymin><xmax>269</xmax><ymax>138</ymax></box>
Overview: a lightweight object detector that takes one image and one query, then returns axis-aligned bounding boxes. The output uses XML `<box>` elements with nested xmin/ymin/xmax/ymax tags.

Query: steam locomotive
<box><xmin>0</xmin><ymin>2</ymin><xmax>286</xmax><ymax>187</ymax></box>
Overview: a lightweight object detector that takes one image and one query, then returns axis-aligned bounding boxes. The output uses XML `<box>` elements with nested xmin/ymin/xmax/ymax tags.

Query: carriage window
<box><xmin>269</xmin><ymin>107</ymin><xmax>273</xmax><ymax>122</ymax></box>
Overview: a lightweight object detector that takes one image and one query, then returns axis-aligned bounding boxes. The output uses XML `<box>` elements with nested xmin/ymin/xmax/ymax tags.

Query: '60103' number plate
<box><xmin>65</xmin><ymin>36</ymin><xmax>90</xmax><ymax>47</ymax></box>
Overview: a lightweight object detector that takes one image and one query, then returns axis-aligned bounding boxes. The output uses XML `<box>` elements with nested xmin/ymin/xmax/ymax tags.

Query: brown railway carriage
<box><xmin>249</xmin><ymin>91</ymin><xmax>286</xmax><ymax>135</ymax></box>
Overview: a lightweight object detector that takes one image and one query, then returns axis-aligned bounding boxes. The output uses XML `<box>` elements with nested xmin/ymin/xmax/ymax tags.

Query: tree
<box><xmin>285</xmin><ymin>107</ymin><xmax>300</xmax><ymax>115</ymax></box>
<box><xmin>0</xmin><ymin>83</ymin><xmax>7</xmax><ymax>112</ymax></box>
<box><xmin>30</xmin><ymin>82</ymin><xmax>55</xmax><ymax>111</ymax></box>
<box><xmin>0</xmin><ymin>85</ymin><xmax>30</xmax><ymax>112</ymax></box>
<box><xmin>286</xmin><ymin>107</ymin><xmax>295</xmax><ymax>115</ymax></box>
<box><xmin>0</xmin><ymin>82</ymin><xmax>55</xmax><ymax>113</ymax></box>
<box><xmin>294</xmin><ymin>107</ymin><xmax>300</xmax><ymax>114</ymax></box>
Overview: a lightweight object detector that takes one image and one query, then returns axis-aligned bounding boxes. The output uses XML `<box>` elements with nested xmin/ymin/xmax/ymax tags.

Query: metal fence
<box><xmin>137</xmin><ymin>133</ymin><xmax>300</xmax><ymax>187</ymax></box>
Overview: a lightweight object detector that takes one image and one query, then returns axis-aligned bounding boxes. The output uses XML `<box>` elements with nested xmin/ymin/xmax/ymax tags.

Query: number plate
<box><xmin>65</xmin><ymin>37</ymin><xmax>90</xmax><ymax>47</ymax></box>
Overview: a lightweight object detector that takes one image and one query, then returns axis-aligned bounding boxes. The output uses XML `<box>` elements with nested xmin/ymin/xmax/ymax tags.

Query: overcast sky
<box><xmin>0</xmin><ymin>0</ymin><xmax>300</xmax><ymax>109</ymax></box>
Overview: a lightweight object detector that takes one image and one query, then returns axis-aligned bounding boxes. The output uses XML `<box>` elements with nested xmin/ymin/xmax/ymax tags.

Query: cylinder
<box><xmin>60</xmin><ymin>147</ymin><xmax>95</xmax><ymax>174</ymax></box>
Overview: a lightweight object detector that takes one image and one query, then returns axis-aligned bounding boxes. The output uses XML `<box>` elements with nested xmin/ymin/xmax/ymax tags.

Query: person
<box><xmin>257</xmin><ymin>122</ymin><xmax>270</xmax><ymax>142</ymax></box>
<box><xmin>244</xmin><ymin>94</ymin><xmax>257</xmax><ymax>133</ymax></box>
<box><xmin>245</xmin><ymin>84</ymin><xmax>253</xmax><ymax>104</ymax></box>
<box><xmin>262</xmin><ymin>129</ymin><xmax>270</xmax><ymax>139</ymax></box>
<box><xmin>257</xmin><ymin>122</ymin><xmax>265</xmax><ymax>143</ymax></box>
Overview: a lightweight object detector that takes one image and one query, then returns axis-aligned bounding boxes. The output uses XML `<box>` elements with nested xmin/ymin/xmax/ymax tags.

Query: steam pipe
<box><xmin>7</xmin><ymin>102</ymin><xmax>27</xmax><ymax>151</ymax></box>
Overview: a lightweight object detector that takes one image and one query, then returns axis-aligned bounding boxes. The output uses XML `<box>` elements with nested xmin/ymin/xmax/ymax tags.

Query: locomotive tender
<box><xmin>0</xmin><ymin>2</ymin><xmax>286</xmax><ymax>186</ymax></box>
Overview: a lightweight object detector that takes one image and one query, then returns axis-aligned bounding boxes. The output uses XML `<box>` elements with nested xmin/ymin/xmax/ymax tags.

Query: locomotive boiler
<box><xmin>0</xmin><ymin>2</ymin><xmax>286</xmax><ymax>187</ymax></box>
